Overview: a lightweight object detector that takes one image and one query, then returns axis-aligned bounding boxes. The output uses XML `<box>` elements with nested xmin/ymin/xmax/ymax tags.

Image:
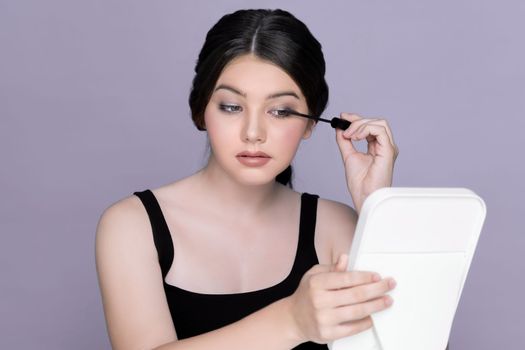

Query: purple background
<box><xmin>1</xmin><ymin>0</ymin><xmax>524</xmax><ymax>349</ymax></box>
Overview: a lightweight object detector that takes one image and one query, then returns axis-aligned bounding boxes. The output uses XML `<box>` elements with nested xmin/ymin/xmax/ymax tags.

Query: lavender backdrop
<box><xmin>1</xmin><ymin>0</ymin><xmax>524</xmax><ymax>349</ymax></box>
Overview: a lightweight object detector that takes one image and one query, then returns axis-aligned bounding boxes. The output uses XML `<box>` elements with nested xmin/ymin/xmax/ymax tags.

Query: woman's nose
<box><xmin>242</xmin><ymin>111</ymin><xmax>266</xmax><ymax>143</ymax></box>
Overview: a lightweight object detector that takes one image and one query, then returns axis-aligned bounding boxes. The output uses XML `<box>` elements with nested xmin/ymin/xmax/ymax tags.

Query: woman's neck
<box><xmin>195</xmin><ymin>156</ymin><xmax>285</xmax><ymax>221</ymax></box>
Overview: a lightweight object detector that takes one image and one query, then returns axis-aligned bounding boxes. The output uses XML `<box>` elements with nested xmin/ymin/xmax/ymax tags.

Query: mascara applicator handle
<box><xmin>330</xmin><ymin>117</ymin><xmax>351</xmax><ymax>130</ymax></box>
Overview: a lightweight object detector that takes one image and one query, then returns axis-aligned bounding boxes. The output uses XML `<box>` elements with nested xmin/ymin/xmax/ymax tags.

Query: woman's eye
<box><xmin>269</xmin><ymin>108</ymin><xmax>292</xmax><ymax>118</ymax></box>
<box><xmin>219</xmin><ymin>104</ymin><xmax>242</xmax><ymax>113</ymax></box>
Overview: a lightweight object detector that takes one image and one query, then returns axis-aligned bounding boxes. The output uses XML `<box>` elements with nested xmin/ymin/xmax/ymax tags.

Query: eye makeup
<box><xmin>279</xmin><ymin>109</ymin><xmax>351</xmax><ymax>130</ymax></box>
<box><xmin>216</xmin><ymin>103</ymin><xmax>348</xmax><ymax>128</ymax></box>
<box><xmin>218</xmin><ymin>103</ymin><xmax>299</xmax><ymax>119</ymax></box>
<box><xmin>218</xmin><ymin>103</ymin><xmax>242</xmax><ymax>113</ymax></box>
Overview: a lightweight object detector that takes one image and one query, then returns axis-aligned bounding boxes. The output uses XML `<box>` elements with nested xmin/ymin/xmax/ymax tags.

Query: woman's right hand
<box><xmin>288</xmin><ymin>254</ymin><xmax>396</xmax><ymax>344</ymax></box>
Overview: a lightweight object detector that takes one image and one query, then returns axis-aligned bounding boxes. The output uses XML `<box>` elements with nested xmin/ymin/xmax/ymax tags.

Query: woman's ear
<box><xmin>302</xmin><ymin>120</ymin><xmax>316</xmax><ymax>139</ymax></box>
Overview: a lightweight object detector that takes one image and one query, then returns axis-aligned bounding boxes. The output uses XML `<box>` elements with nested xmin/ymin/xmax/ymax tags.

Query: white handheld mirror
<box><xmin>329</xmin><ymin>188</ymin><xmax>486</xmax><ymax>350</ymax></box>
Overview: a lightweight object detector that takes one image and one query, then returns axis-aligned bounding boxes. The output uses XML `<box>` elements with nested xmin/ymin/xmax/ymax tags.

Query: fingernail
<box><xmin>388</xmin><ymin>278</ymin><xmax>397</xmax><ymax>289</ymax></box>
<box><xmin>385</xmin><ymin>295</ymin><xmax>393</xmax><ymax>306</ymax></box>
<box><xmin>372</xmin><ymin>273</ymin><xmax>381</xmax><ymax>282</ymax></box>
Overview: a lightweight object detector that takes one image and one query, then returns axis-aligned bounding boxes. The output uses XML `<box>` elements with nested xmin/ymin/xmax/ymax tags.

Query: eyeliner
<box><xmin>284</xmin><ymin>110</ymin><xmax>351</xmax><ymax>130</ymax></box>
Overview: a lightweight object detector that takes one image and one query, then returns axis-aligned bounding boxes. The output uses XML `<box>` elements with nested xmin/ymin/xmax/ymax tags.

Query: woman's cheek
<box><xmin>276</xmin><ymin>124</ymin><xmax>306</xmax><ymax>156</ymax></box>
<box><xmin>210</xmin><ymin>128</ymin><xmax>236</xmax><ymax>156</ymax></box>
<box><xmin>205</xmin><ymin>111</ymin><xmax>234</xmax><ymax>144</ymax></box>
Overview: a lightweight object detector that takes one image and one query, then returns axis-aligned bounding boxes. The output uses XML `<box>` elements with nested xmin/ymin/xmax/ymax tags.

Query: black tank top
<box><xmin>133</xmin><ymin>189</ymin><xmax>328</xmax><ymax>349</ymax></box>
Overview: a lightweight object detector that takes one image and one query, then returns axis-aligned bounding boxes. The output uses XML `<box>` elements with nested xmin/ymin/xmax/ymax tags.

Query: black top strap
<box><xmin>133</xmin><ymin>189</ymin><xmax>174</xmax><ymax>277</ymax></box>
<box><xmin>298</xmin><ymin>192</ymin><xmax>320</xmax><ymax>267</ymax></box>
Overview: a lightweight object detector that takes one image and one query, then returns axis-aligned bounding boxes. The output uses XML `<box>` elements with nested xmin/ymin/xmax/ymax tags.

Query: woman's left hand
<box><xmin>335</xmin><ymin>112</ymin><xmax>399</xmax><ymax>214</ymax></box>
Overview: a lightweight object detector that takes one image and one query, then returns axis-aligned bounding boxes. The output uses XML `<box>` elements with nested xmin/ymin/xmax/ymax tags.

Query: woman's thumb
<box><xmin>331</xmin><ymin>253</ymin><xmax>348</xmax><ymax>272</ymax></box>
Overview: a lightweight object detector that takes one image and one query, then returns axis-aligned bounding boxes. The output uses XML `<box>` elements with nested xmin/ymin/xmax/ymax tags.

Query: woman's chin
<box><xmin>233</xmin><ymin>175</ymin><xmax>276</xmax><ymax>187</ymax></box>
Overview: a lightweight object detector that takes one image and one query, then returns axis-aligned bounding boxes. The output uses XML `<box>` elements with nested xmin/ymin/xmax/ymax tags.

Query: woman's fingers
<box><xmin>340</xmin><ymin>112</ymin><xmax>398</xmax><ymax>156</ymax></box>
<box><xmin>344</xmin><ymin>278</ymin><xmax>394</xmax><ymax>304</ymax></box>
<box><xmin>325</xmin><ymin>277</ymin><xmax>395</xmax><ymax>307</ymax></box>
<box><xmin>309</xmin><ymin>270</ymin><xmax>380</xmax><ymax>291</ymax></box>
<box><xmin>293</xmin><ymin>262</ymin><xmax>396</xmax><ymax>343</ymax></box>
<box><xmin>333</xmin><ymin>295</ymin><xmax>393</xmax><ymax>324</ymax></box>
<box><xmin>340</xmin><ymin>113</ymin><xmax>377</xmax><ymax>139</ymax></box>
<box><xmin>339</xmin><ymin>112</ymin><xmax>364</xmax><ymax>133</ymax></box>
<box><xmin>369</xmin><ymin>119</ymin><xmax>396</xmax><ymax>149</ymax></box>
<box><xmin>332</xmin><ymin>316</ymin><xmax>374</xmax><ymax>339</ymax></box>
<box><xmin>356</xmin><ymin>124</ymin><xmax>397</xmax><ymax>159</ymax></box>
<box><xmin>330</xmin><ymin>253</ymin><xmax>348</xmax><ymax>272</ymax></box>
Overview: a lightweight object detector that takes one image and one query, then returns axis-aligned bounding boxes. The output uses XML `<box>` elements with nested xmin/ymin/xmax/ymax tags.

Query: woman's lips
<box><xmin>236</xmin><ymin>151</ymin><xmax>270</xmax><ymax>158</ymax></box>
<box><xmin>236</xmin><ymin>155</ymin><xmax>271</xmax><ymax>167</ymax></box>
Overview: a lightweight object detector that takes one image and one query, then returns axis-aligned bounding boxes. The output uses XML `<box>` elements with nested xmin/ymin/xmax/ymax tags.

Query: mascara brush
<box><xmin>283</xmin><ymin>110</ymin><xmax>351</xmax><ymax>130</ymax></box>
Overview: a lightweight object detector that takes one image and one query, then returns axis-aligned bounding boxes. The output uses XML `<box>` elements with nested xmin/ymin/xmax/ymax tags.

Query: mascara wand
<box><xmin>284</xmin><ymin>110</ymin><xmax>351</xmax><ymax>130</ymax></box>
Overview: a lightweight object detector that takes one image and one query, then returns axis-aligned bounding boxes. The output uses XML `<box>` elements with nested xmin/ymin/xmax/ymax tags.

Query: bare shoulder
<box><xmin>315</xmin><ymin>196</ymin><xmax>358</xmax><ymax>265</ymax></box>
<box><xmin>95</xmin><ymin>194</ymin><xmax>177</xmax><ymax>349</ymax></box>
<box><xmin>96</xmin><ymin>173</ymin><xmax>193</xmax><ymax>233</ymax></box>
<box><xmin>97</xmin><ymin>194</ymin><xmax>149</xmax><ymax>239</ymax></box>
<box><xmin>95</xmin><ymin>193</ymin><xmax>159</xmax><ymax>264</ymax></box>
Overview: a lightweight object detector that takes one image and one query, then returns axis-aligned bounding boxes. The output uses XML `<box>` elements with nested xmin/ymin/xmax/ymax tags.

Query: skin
<box><xmin>95</xmin><ymin>53</ymin><xmax>399</xmax><ymax>349</ymax></box>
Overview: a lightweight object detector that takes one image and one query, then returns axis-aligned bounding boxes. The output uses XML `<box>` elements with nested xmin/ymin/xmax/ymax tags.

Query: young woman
<box><xmin>96</xmin><ymin>9</ymin><xmax>398</xmax><ymax>350</ymax></box>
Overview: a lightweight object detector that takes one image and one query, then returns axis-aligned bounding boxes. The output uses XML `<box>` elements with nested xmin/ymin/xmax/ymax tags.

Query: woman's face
<box><xmin>204</xmin><ymin>54</ymin><xmax>315</xmax><ymax>186</ymax></box>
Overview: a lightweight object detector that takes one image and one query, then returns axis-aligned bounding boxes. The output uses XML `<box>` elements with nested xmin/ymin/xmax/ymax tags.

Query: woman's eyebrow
<box><xmin>214</xmin><ymin>84</ymin><xmax>300</xmax><ymax>100</ymax></box>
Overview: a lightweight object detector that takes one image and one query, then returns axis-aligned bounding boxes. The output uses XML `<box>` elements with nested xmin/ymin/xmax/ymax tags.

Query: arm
<box><xmin>95</xmin><ymin>197</ymin><xmax>303</xmax><ymax>350</ymax></box>
<box><xmin>315</xmin><ymin>198</ymin><xmax>358</xmax><ymax>265</ymax></box>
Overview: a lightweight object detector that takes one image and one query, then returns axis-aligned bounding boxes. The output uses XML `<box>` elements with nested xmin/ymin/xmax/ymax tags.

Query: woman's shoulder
<box><xmin>95</xmin><ymin>193</ymin><xmax>152</xmax><ymax>255</ymax></box>
<box><xmin>315</xmin><ymin>194</ymin><xmax>359</xmax><ymax>264</ymax></box>
<box><xmin>272</xmin><ymin>185</ymin><xmax>358</xmax><ymax>228</ymax></box>
<box><xmin>316</xmin><ymin>195</ymin><xmax>357</xmax><ymax>223</ymax></box>
<box><xmin>102</xmin><ymin>174</ymin><xmax>194</xmax><ymax>218</ymax></box>
<box><xmin>95</xmin><ymin>176</ymin><xmax>190</xmax><ymax>246</ymax></box>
